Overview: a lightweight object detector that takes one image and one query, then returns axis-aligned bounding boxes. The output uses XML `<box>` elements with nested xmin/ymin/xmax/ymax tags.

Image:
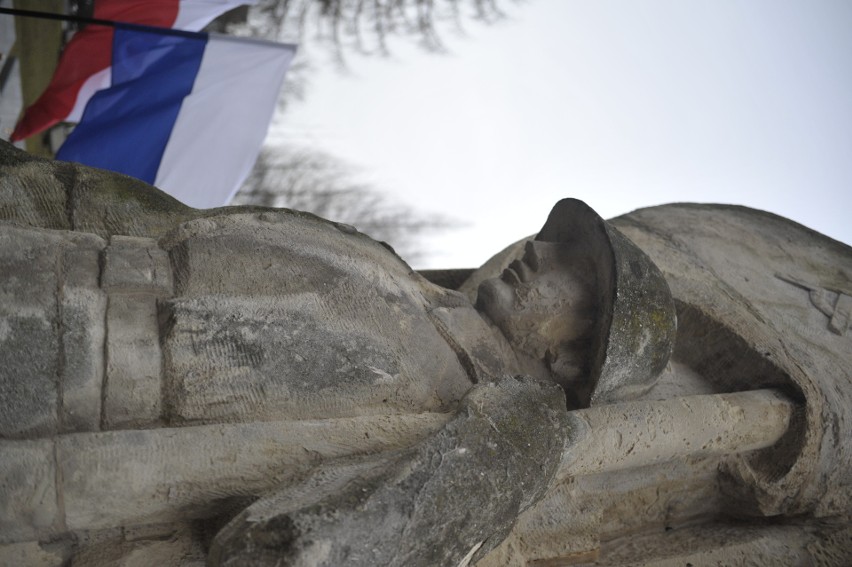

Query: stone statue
<box><xmin>0</xmin><ymin>140</ymin><xmax>849</xmax><ymax>566</ymax></box>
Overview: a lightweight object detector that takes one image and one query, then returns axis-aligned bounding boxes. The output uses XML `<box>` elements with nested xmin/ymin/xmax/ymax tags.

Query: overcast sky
<box><xmin>270</xmin><ymin>0</ymin><xmax>852</xmax><ymax>269</ymax></box>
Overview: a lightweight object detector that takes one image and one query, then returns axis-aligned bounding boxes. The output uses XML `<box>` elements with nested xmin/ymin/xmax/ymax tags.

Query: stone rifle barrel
<box><xmin>558</xmin><ymin>389</ymin><xmax>795</xmax><ymax>480</ymax></box>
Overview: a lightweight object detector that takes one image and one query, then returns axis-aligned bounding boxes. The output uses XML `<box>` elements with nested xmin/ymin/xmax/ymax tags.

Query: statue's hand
<box><xmin>209</xmin><ymin>375</ymin><xmax>569</xmax><ymax>567</ymax></box>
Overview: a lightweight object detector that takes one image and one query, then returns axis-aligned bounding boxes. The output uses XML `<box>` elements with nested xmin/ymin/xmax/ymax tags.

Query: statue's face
<box><xmin>475</xmin><ymin>241</ymin><xmax>596</xmax><ymax>388</ymax></box>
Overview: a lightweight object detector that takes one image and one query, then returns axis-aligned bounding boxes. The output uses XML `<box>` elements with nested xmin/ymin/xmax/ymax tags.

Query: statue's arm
<box><xmin>209</xmin><ymin>375</ymin><xmax>569</xmax><ymax>567</ymax></box>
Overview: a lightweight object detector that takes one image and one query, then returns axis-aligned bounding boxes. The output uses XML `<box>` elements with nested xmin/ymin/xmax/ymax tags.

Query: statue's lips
<box><xmin>476</xmin><ymin>277</ymin><xmax>516</xmax><ymax>323</ymax></box>
<box><xmin>501</xmin><ymin>265</ymin><xmax>523</xmax><ymax>286</ymax></box>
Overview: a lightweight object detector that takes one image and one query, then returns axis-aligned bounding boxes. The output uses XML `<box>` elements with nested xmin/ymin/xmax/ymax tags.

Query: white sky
<box><xmin>270</xmin><ymin>0</ymin><xmax>852</xmax><ymax>269</ymax></box>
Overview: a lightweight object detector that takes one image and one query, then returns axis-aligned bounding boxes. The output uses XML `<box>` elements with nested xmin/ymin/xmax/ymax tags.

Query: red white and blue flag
<box><xmin>55</xmin><ymin>25</ymin><xmax>296</xmax><ymax>208</ymax></box>
<box><xmin>11</xmin><ymin>0</ymin><xmax>254</xmax><ymax>142</ymax></box>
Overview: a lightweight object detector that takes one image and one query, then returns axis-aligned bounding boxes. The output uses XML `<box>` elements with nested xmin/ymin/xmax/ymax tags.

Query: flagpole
<box><xmin>0</xmin><ymin>7</ymin><xmax>206</xmax><ymax>39</ymax></box>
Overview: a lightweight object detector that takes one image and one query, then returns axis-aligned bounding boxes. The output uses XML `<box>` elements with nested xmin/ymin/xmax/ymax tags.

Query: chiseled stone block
<box><xmin>0</xmin><ymin>226</ymin><xmax>108</xmax><ymax>437</ymax></box>
<box><xmin>102</xmin><ymin>235</ymin><xmax>172</xmax><ymax>295</ymax></box>
<box><xmin>0</xmin><ymin>227</ymin><xmax>61</xmax><ymax>438</ymax></box>
<box><xmin>103</xmin><ymin>294</ymin><xmax>163</xmax><ymax>429</ymax></box>
<box><xmin>100</xmin><ymin>235</ymin><xmax>171</xmax><ymax>430</ymax></box>
<box><xmin>0</xmin><ymin>439</ymin><xmax>60</xmax><ymax>544</ymax></box>
<box><xmin>61</xmin><ymin>237</ymin><xmax>107</xmax><ymax>433</ymax></box>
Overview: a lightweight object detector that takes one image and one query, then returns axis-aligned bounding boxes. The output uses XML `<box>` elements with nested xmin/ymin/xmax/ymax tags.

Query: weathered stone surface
<box><xmin>54</xmin><ymin>413</ymin><xmax>449</xmax><ymax>532</ymax></box>
<box><xmin>103</xmin><ymin>293</ymin><xmax>163</xmax><ymax>429</ymax></box>
<box><xmin>98</xmin><ymin>235</ymin><xmax>172</xmax><ymax>429</ymax></box>
<box><xmin>209</xmin><ymin>376</ymin><xmax>569</xmax><ymax>567</ymax></box>
<box><xmin>610</xmin><ymin>204</ymin><xmax>852</xmax><ymax>518</ymax></box>
<box><xmin>600</xmin><ymin>521</ymin><xmax>852</xmax><ymax>566</ymax></box>
<box><xmin>534</xmin><ymin>199</ymin><xmax>677</xmax><ymax>406</ymax></box>
<box><xmin>0</xmin><ymin>440</ymin><xmax>60</xmax><ymax>543</ymax></box>
<box><xmin>559</xmin><ymin>389</ymin><xmax>793</xmax><ymax>478</ymax></box>
<box><xmin>70</xmin><ymin>524</ymin><xmax>205</xmax><ymax>567</ymax></box>
<box><xmin>2</xmin><ymin>140</ymin><xmax>849</xmax><ymax>566</ymax></box>
<box><xmin>102</xmin><ymin>235</ymin><xmax>173</xmax><ymax>294</ymax></box>
<box><xmin>0</xmin><ymin>140</ymin><xmax>194</xmax><ymax>239</ymax></box>
<box><xmin>60</xmin><ymin>235</ymin><xmax>107</xmax><ymax>432</ymax></box>
<box><xmin>474</xmin><ymin>204</ymin><xmax>852</xmax><ymax>566</ymax></box>
<box><xmin>0</xmin><ymin>224</ymin><xmax>107</xmax><ymax>438</ymax></box>
<box><xmin>477</xmin><ymin>478</ymin><xmax>604</xmax><ymax>566</ymax></box>
<box><xmin>0</xmin><ymin>226</ymin><xmax>61</xmax><ymax>438</ymax></box>
<box><xmin>0</xmin><ymin>540</ymin><xmax>73</xmax><ymax>567</ymax></box>
<box><xmin>471</xmin><ymin>201</ymin><xmax>677</xmax><ymax>410</ymax></box>
<box><xmin>160</xmin><ymin>214</ymin><xmax>474</xmax><ymax>424</ymax></box>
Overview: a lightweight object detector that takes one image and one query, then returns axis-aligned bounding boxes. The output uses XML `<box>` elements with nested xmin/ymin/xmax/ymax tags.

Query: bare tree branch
<box><xmin>233</xmin><ymin>145</ymin><xmax>461</xmax><ymax>264</ymax></box>
<box><xmin>224</xmin><ymin>0</ymin><xmax>512</xmax><ymax>55</ymax></box>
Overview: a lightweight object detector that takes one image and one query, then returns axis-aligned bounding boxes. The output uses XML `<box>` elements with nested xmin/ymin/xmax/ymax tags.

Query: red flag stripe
<box><xmin>11</xmin><ymin>0</ymin><xmax>179</xmax><ymax>141</ymax></box>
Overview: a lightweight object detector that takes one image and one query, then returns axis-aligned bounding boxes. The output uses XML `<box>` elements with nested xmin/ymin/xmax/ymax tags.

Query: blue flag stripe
<box><xmin>57</xmin><ymin>27</ymin><xmax>207</xmax><ymax>184</ymax></box>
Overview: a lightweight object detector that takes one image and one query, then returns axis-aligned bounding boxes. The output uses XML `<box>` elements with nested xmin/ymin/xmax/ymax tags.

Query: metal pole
<box><xmin>0</xmin><ymin>6</ymin><xmax>205</xmax><ymax>39</ymax></box>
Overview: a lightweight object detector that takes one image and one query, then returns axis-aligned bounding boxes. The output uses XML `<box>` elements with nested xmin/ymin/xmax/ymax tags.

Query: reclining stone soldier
<box><xmin>1</xmin><ymin>140</ymin><xmax>849</xmax><ymax>565</ymax></box>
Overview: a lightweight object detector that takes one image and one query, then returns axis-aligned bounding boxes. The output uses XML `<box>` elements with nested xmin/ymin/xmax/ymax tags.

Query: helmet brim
<box><xmin>536</xmin><ymin>199</ymin><xmax>676</xmax><ymax>405</ymax></box>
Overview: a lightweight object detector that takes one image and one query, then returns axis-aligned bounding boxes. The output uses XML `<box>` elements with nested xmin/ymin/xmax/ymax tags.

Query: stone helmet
<box><xmin>536</xmin><ymin>198</ymin><xmax>677</xmax><ymax>406</ymax></box>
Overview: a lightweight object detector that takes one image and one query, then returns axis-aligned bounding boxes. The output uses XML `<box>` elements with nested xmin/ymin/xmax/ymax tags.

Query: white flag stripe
<box><xmin>154</xmin><ymin>35</ymin><xmax>296</xmax><ymax>208</ymax></box>
<box><xmin>66</xmin><ymin>68</ymin><xmax>111</xmax><ymax>123</ymax></box>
